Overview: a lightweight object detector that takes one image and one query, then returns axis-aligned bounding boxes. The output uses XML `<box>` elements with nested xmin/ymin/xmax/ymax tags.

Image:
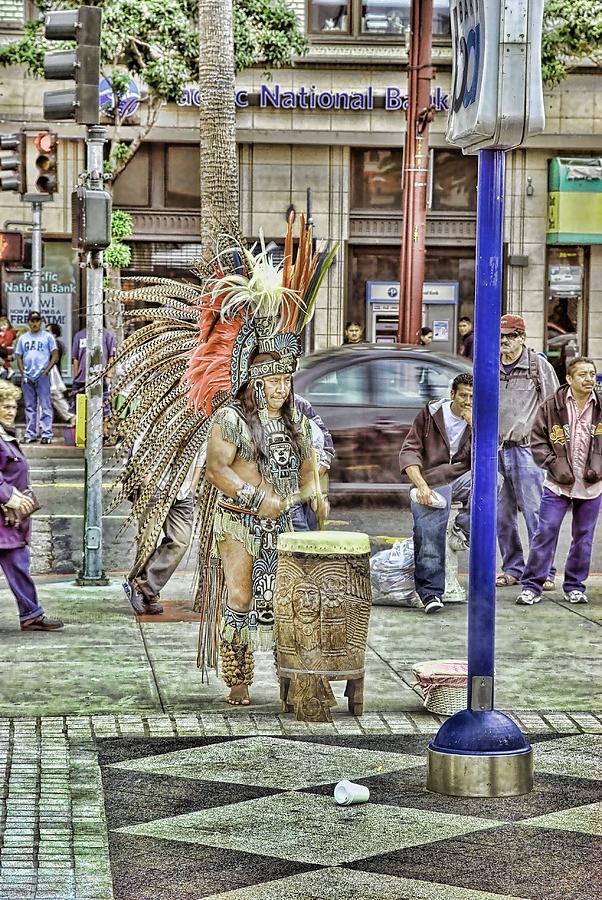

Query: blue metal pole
<box><xmin>426</xmin><ymin>148</ymin><xmax>533</xmax><ymax>796</ymax></box>
<box><xmin>466</xmin><ymin>148</ymin><xmax>504</xmax><ymax>707</ymax></box>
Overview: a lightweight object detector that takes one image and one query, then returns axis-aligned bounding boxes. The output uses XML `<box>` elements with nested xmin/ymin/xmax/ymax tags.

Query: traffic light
<box><xmin>34</xmin><ymin>131</ymin><xmax>58</xmax><ymax>195</ymax></box>
<box><xmin>0</xmin><ymin>133</ymin><xmax>26</xmax><ymax>193</ymax></box>
<box><xmin>42</xmin><ymin>6</ymin><xmax>102</xmax><ymax>125</ymax></box>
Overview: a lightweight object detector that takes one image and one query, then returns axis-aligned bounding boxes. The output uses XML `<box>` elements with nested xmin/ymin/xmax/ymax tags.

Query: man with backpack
<box><xmin>496</xmin><ymin>315</ymin><xmax>559</xmax><ymax>588</ymax></box>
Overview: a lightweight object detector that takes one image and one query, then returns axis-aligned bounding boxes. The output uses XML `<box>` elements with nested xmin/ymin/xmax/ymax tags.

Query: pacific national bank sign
<box><xmin>177</xmin><ymin>83</ymin><xmax>450</xmax><ymax>112</ymax></box>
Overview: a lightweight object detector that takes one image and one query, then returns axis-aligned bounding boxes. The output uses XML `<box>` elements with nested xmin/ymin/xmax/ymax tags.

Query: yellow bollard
<box><xmin>75</xmin><ymin>394</ymin><xmax>87</xmax><ymax>447</ymax></box>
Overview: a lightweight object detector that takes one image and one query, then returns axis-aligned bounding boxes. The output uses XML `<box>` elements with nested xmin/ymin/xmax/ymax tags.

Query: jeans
<box><xmin>22</xmin><ymin>374</ymin><xmax>53</xmax><ymax>440</ymax></box>
<box><xmin>522</xmin><ymin>488</ymin><xmax>602</xmax><ymax>595</ymax></box>
<box><xmin>0</xmin><ymin>546</ymin><xmax>44</xmax><ymax>623</ymax></box>
<box><xmin>497</xmin><ymin>446</ymin><xmax>554</xmax><ymax>581</ymax></box>
<box><xmin>411</xmin><ymin>471</ymin><xmax>471</xmax><ymax>601</ymax></box>
<box><xmin>290</xmin><ymin>502</ymin><xmax>318</xmax><ymax>532</ymax></box>
<box><xmin>132</xmin><ymin>496</ymin><xmax>194</xmax><ymax>599</ymax></box>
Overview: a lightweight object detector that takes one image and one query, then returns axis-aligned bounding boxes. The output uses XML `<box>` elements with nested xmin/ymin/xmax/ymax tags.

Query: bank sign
<box><xmin>178</xmin><ymin>84</ymin><xmax>450</xmax><ymax>113</ymax></box>
<box><xmin>447</xmin><ymin>0</ymin><xmax>545</xmax><ymax>151</ymax></box>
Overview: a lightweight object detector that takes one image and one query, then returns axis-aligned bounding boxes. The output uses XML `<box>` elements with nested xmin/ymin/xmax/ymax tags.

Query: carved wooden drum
<box><xmin>273</xmin><ymin>531</ymin><xmax>372</xmax><ymax>722</ymax></box>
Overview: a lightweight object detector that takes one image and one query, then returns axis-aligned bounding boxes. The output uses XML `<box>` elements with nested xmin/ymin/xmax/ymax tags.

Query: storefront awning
<box><xmin>547</xmin><ymin>157</ymin><xmax>602</xmax><ymax>244</ymax></box>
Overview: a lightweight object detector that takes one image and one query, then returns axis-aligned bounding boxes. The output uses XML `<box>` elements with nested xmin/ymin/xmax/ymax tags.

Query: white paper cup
<box><xmin>334</xmin><ymin>780</ymin><xmax>370</xmax><ymax>806</ymax></box>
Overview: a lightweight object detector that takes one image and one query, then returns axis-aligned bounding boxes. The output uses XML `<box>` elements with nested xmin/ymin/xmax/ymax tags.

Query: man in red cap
<box><xmin>496</xmin><ymin>314</ymin><xmax>559</xmax><ymax>589</ymax></box>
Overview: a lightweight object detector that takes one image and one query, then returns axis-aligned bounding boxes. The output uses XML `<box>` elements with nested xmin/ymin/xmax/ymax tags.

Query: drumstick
<box><xmin>312</xmin><ymin>449</ymin><xmax>325</xmax><ymax>530</ymax></box>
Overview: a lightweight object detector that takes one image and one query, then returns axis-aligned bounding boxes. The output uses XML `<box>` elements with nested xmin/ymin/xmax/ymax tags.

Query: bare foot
<box><xmin>225</xmin><ymin>684</ymin><xmax>250</xmax><ymax>706</ymax></box>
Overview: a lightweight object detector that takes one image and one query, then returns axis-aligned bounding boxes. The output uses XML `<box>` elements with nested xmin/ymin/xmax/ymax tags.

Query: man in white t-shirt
<box><xmin>14</xmin><ymin>311</ymin><xmax>59</xmax><ymax>444</ymax></box>
<box><xmin>399</xmin><ymin>373</ymin><xmax>473</xmax><ymax>614</ymax></box>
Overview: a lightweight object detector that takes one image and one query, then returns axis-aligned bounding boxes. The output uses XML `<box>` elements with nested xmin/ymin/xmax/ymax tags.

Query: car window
<box><xmin>368</xmin><ymin>358</ymin><xmax>454</xmax><ymax>407</ymax></box>
<box><xmin>303</xmin><ymin>361</ymin><xmax>370</xmax><ymax>406</ymax></box>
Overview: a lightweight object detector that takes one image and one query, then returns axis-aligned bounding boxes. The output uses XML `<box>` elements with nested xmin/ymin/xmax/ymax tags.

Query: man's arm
<box><xmin>72</xmin><ymin>358</ymin><xmax>79</xmax><ymax>381</ymax></box>
<box><xmin>404</xmin><ymin>464</ymin><xmax>436</xmax><ymax>505</ymax></box>
<box><xmin>530</xmin><ymin>401</ymin><xmax>555</xmax><ymax>471</ymax></box>
<box><xmin>398</xmin><ymin>407</ymin><xmax>427</xmax><ymax>474</ymax></box>
<box><xmin>538</xmin><ymin>355</ymin><xmax>560</xmax><ymax>400</ymax></box>
<box><xmin>205</xmin><ymin>424</ymin><xmax>282</xmax><ymax>518</ymax></box>
<box><xmin>43</xmin><ymin>349</ymin><xmax>59</xmax><ymax>377</ymax></box>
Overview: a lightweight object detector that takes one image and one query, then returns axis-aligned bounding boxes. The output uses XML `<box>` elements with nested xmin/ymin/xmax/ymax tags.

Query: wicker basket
<box><xmin>412</xmin><ymin>659</ymin><xmax>468</xmax><ymax>717</ymax></box>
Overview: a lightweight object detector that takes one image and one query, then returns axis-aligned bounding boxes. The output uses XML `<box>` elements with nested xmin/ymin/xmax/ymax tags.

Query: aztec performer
<box><xmin>106</xmin><ymin>218</ymin><xmax>336</xmax><ymax>706</ymax></box>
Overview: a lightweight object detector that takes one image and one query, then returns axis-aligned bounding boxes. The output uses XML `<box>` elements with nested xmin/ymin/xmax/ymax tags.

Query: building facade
<box><xmin>1</xmin><ymin>0</ymin><xmax>601</xmax><ymax>378</ymax></box>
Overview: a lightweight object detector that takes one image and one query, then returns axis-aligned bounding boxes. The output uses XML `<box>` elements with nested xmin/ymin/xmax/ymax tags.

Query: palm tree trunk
<box><xmin>199</xmin><ymin>0</ymin><xmax>239</xmax><ymax>255</ymax></box>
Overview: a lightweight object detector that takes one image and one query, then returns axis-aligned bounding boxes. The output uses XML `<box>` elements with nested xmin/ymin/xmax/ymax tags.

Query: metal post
<box><xmin>77</xmin><ymin>124</ymin><xmax>109</xmax><ymax>585</ymax></box>
<box><xmin>398</xmin><ymin>0</ymin><xmax>433</xmax><ymax>344</ymax></box>
<box><xmin>426</xmin><ymin>149</ymin><xmax>533</xmax><ymax>797</ymax></box>
<box><xmin>30</xmin><ymin>201</ymin><xmax>43</xmax><ymax>311</ymax></box>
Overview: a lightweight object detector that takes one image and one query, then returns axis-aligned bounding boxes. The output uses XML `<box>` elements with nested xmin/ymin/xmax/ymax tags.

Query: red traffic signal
<box><xmin>34</xmin><ymin>131</ymin><xmax>58</xmax><ymax>195</ymax></box>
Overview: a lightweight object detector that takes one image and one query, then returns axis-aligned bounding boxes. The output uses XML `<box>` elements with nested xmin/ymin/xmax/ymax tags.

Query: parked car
<box><xmin>294</xmin><ymin>344</ymin><xmax>472</xmax><ymax>493</ymax></box>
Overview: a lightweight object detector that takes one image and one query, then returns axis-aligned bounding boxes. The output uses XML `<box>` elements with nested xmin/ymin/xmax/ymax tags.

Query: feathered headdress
<box><xmin>106</xmin><ymin>215</ymin><xmax>338</xmax><ymax>578</ymax></box>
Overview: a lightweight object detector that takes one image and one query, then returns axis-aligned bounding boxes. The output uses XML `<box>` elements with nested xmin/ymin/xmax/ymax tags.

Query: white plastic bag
<box><xmin>369</xmin><ymin>539</ymin><xmax>421</xmax><ymax>608</ymax></box>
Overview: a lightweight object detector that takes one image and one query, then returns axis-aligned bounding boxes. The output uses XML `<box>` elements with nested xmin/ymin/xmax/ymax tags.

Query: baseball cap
<box><xmin>28</xmin><ymin>311</ymin><xmax>42</xmax><ymax>321</ymax></box>
<box><xmin>500</xmin><ymin>314</ymin><xmax>525</xmax><ymax>334</ymax></box>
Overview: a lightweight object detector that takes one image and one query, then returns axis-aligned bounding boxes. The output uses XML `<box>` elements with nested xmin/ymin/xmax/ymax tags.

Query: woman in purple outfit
<box><xmin>0</xmin><ymin>381</ymin><xmax>63</xmax><ymax>630</ymax></box>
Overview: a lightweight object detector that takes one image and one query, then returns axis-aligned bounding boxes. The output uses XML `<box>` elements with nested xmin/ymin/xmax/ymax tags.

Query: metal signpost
<box><xmin>40</xmin><ymin>5</ymin><xmax>110</xmax><ymax>584</ymax></box>
<box><xmin>426</xmin><ymin>0</ymin><xmax>545</xmax><ymax>797</ymax></box>
<box><xmin>78</xmin><ymin>125</ymin><xmax>111</xmax><ymax>585</ymax></box>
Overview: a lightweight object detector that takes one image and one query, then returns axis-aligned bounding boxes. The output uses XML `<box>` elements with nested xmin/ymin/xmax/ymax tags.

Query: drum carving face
<box><xmin>291</xmin><ymin>583</ymin><xmax>321</xmax><ymax>624</ymax></box>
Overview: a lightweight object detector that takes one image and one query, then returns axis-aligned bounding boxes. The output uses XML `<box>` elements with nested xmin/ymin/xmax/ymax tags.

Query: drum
<box><xmin>273</xmin><ymin>530</ymin><xmax>372</xmax><ymax>722</ymax></box>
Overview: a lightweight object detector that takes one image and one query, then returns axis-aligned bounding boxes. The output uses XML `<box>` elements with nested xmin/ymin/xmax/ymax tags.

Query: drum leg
<box><xmin>280</xmin><ymin>675</ymin><xmax>294</xmax><ymax>713</ymax></box>
<box><xmin>345</xmin><ymin>676</ymin><xmax>364</xmax><ymax>717</ymax></box>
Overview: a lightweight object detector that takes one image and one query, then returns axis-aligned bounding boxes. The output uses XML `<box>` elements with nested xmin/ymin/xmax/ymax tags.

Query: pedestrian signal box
<box><xmin>72</xmin><ymin>184</ymin><xmax>112</xmax><ymax>252</ymax></box>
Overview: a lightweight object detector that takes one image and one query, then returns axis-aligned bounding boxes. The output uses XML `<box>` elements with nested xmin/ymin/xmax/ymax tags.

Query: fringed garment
<box><xmin>197</xmin><ymin>403</ymin><xmax>313</xmax><ymax>675</ymax></box>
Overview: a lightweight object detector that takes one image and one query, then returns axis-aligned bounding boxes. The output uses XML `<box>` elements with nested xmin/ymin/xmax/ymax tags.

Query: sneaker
<box><xmin>24</xmin><ymin>437</ymin><xmax>38</xmax><ymax>444</ymax></box>
<box><xmin>21</xmin><ymin>614</ymin><xmax>64</xmax><ymax>631</ymax></box>
<box><xmin>40</xmin><ymin>437</ymin><xmax>53</xmax><ymax>445</ymax></box>
<box><xmin>448</xmin><ymin>523</ymin><xmax>469</xmax><ymax>552</ymax></box>
<box><xmin>424</xmin><ymin>595</ymin><xmax>444</xmax><ymax>615</ymax></box>
<box><xmin>122</xmin><ymin>577</ymin><xmax>146</xmax><ymax>615</ymax></box>
<box><xmin>515</xmin><ymin>589</ymin><xmax>541</xmax><ymax>606</ymax></box>
<box><xmin>565</xmin><ymin>590</ymin><xmax>588</xmax><ymax>604</ymax></box>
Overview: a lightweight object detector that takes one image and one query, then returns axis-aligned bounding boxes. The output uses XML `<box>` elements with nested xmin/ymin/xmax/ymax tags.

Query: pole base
<box><xmin>427</xmin><ymin>745</ymin><xmax>533</xmax><ymax>797</ymax></box>
<box><xmin>426</xmin><ymin>708</ymin><xmax>534</xmax><ymax>797</ymax></box>
<box><xmin>75</xmin><ymin>573</ymin><xmax>110</xmax><ymax>586</ymax></box>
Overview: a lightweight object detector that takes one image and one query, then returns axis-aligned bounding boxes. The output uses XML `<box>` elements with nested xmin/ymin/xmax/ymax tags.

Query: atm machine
<box><xmin>366</xmin><ymin>280</ymin><xmax>459</xmax><ymax>353</ymax></box>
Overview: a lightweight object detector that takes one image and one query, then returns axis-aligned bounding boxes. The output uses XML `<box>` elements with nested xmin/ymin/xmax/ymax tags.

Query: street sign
<box><xmin>447</xmin><ymin>0</ymin><xmax>545</xmax><ymax>152</ymax></box>
<box><xmin>0</xmin><ymin>231</ymin><xmax>24</xmax><ymax>263</ymax></box>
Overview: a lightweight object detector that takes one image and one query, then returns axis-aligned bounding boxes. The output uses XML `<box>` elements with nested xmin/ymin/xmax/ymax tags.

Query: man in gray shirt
<box><xmin>496</xmin><ymin>314</ymin><xmax>559</xmax><ymax>588</ymax></box>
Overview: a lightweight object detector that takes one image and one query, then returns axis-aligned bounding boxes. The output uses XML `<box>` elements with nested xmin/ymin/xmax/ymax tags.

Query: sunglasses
<box><xmin>501</xmin><ymin>331</ymin><xmax>522</xmax><ymax>339</ymax></box>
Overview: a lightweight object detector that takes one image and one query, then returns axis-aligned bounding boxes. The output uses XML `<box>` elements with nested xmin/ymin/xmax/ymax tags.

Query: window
<box><xmin>431</xmin><ymin>150</ymin><xmax>477</xmax><ymax>212</ymax></box>
<box><xmin>113</xmin><ymin>145</ymin><xmax>151</xmax><ymax>207</ymax></box>
<box><xmin>308</xmin><ymin>0</ymin><xmax>450</xmax><ymax>38</ymax></box>
<box><xmin>310</xmin><ymin>0</ymin><xmax>350</xmax><ymax>33</ymax></box>
<box><xmin>369</xmin><ymin>357</ymin><xmax>453</xmax><ymax>407</ymax></box>
<box><xmin>545</xmin><ymin>246</ymin><xmax>587</xmax><ymax>383</ymax></box>
<box><xmin>165</xmin><ymin>146</ymin><xmax>200</xmax><ymax>209</ymax></box>
<box><xmin>351</xmin><ymin>149</ymin><xmax>403</xmax><ymax>211</ymax></box>
<box><xmin>112</xmin><ymin>143</ymin><xmax>200</xmax><ymax>210</ymax></box>
<box><xmin>304</xmin><ymin>361</ymin><xmax>371</xmax><ymax>405</ymax></box>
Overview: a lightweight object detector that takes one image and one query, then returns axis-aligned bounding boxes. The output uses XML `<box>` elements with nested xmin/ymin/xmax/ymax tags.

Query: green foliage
<box><xmin>542</xmin><ymin>0</ymin><xmax>602</xmax><ymax>85</ymax></box>
<box><xmin>111</xmin><ymin>209</ymin><xmax>134</xmax><ymax>240</ymax></box>
<box><xmin>105</xmin><ymin>240</ymin><xmax>132</xmax><ymax>269</ymax></box>
<box><xmin>233</xmin><ymin>0</ymin><xmax>308</xmax><ymax>72</ymax></box>
<box><xmin>0</xmin><ymin>20</ymin><xmax>45</xmax><ymax>76</ymax></box>
<box><xmin>0</xmin><ymin>0</ymin><xmax>307</xmax><ymax>101</ymax></box>
<box><xmin>106</xmin><ymin>209</ymin><xmax>133</xmax><ymax>268</ymax></box>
